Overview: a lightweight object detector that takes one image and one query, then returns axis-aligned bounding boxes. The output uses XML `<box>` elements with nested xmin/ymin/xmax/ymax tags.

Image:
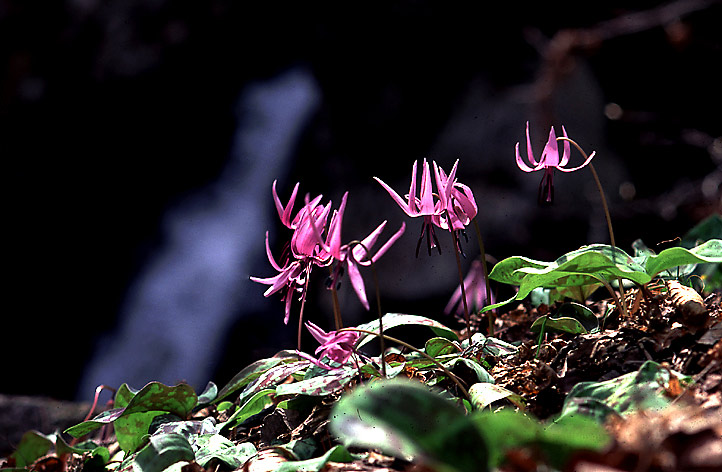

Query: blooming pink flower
<box><xmin>249</xmin><ymin>231</ymin><xmax>308</xmax><ymax>324</ymax></box>
<box><xmin>515</xmin><ymin>121</ymin><xmax>596</xmax><ymax>205</ymax></box>
<box><xmin>444</xmin><ymin>259</ymin><xmax>494</xmax><ymax>316</ymax></box>
<box><xmin>307</xmin><ymin>192</ymin><xmax>406</xmax><ymax>310</ymax></box>
<box><xmin>297</xmin><ymin>321</ymin><xmax>361</xmax><ymax>369</ymax></box>
<box><xmin>374</xmin><ymin>159</ymin><xmax>444</xmax><ymax>256</ymax></box>
<box><xmin>432</xmin><ymin>159</ymin><xmax>478</xmax><ymax>232</ymax></box>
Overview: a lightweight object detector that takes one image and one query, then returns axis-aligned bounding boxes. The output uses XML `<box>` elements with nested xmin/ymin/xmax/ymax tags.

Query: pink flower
<box><xmin>307</xmin><ymin>192</ymin><xmax>405</xmax><ymax>310</ymax></box>
<box><xmin>515</xmin><ymin>121</ymin><xmax>596</xmax><ymax>205</ymax></box>
<box><xmin>249</xmin><ymin>231</ymin><xmax>308</xmax><ymax>324</ymax></box>
<box><xmin>374</xmin><ymin>159</ymin><xmax>444</xmax><ymax>256</ymax></box>
<box><xmin>432</xmin><ymin>159</ymin><xmax>478</xmax><ymax>232</ymax></box>
<box><xmin>297</xmin><ymin>322</ymin><xmax>361</xmax><ymax>369</ymax></box>
<box><xmin>444</xmin><ymin>259</ymin><xmax>494</xmax><ymax>316</ymax></box>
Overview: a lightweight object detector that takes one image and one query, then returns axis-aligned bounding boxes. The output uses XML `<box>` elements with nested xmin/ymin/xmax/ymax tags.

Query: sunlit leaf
<box><xmin>355</xmin><ymin>314</ymin><xmax>458</xmax><ymax>349</ymax></box>
<box><xmin>218</xmin><ymin>389</ymin><xmax>275</xmax><ymax>431</ymax></box>
<box><xmin>468</xmin><ymin>383</ymin><xmax>524</xmax><ymax>410</ymax></box>
<box><xmin>275</xmin><ymin>366</ymin><xmax>358</xmax><ymax>396</ymax></box>
<box><xmin>645</xmin><ymin>239</ymin><xmax>722</xmax><ymax>277</ymax></box>
<box><xmin>425</xmin><ymin>337</ymin><xmax>461</xmax><ymax>357</ymax></box>
<box><xmin>193</xmin><ymin>435</ymin><xmax>256</xmax><ymax>468</ymax></box>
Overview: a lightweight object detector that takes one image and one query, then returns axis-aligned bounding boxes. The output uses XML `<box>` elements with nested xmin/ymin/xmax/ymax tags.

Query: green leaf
<box><xmin>132</xmin><ymin>433</ymin><xmax>194</xmax><ymax>472</ymax></box>
<box><xmin>9</xmin><ymin>431</ymin><xmax>53</xmax><ymax>468</ymax></box>
<box><xmin>488</xmin><ymin>256</ymin><xmax>550</xmax><ymax>285</ymax></box>
<box><xmin>330</xmin><ymin>378</ymin><xmax>489</xmax><ymax>472</ymax></box>
<box><xmin>65</xmin><ymin>382</ymin><xmax>197</xmax><ymax>453</ymax></box>
<box><xmin>471</xmin><ymin>408</ymin><xmax>609</xmax><ymax>469</ymax></box>
<box><xmin>274</xmin><ymin>445</ymin><xmax>356</xmax><ymax>472</ymax></box>
<box><xmin>530</xmin><ymin>302</ymin><xmax>598</xmax><ymax>335</ymax></box>
<box><xmin>446</xmin><ymin>357</ymin><xmax>494</xmax><ymax>384</ymax></box>
<box><xmin>214</xmin><ymin>356</ymin><xmax>283</xmax><ymax>403</ymax></box>
<box><xmin>193</xmin><ymin>435</ymin><xmax>256</xmax><ymax>468</ymax></box>
<box><xmin>425</xmin><ymin>337</ymin><xmax>461</xmax><ymax>357</ymax></box>
<box><xmin>645</xmin><ymin>239</ymin><xmax>722</xmax><ymax>277</ymax></box>
<box><xmin>237</xmin><ymin>361</ymin><xmax>309</xmax><ymax>405</ymax></box>
<box><xmin>471</xmin><ymin>409</ymin><xmax>539</xmax><ymax>467</ymax></box>
<box><xmin>275</xmin><ymin>366</ymin><xmax>358</xmax><ymax>396</ymax></box>
<box><xmin>218</xmin><ymin>388</ymin><xmax>275</xmax><ymax>430</ymax></box>
<box><xmin>355</xmin><ymin>314</ymin><xmax>458</xmax><ymax>349</ymax></box>
<box><xmin>560</xmin><ymin>360</ymin><xmax>692</xmax><ymax>422</ymax></box>
<box><xmin>468</xmin><ymin>383</ymin><xmax>524</xmax><ymax>410</ymax></box>
<box><xmin>196</xmin><ymin>382</ymin><xmax>218</xmax><ymax>406</ymax></box>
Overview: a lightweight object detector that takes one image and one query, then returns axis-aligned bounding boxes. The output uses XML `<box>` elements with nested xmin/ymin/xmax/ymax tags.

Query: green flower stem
<box><xmin>339</xmin><ymin>327</ymin><xmax>470</xmax><ymax>400</ymax></box>
<box><xmin>557</xmin><ymin>136</ymin><xmax>627</xmax><ymax>319</ymax></box>
<box><xmin>472</xmin><ymin>218</ymin><xmax>494</xmax><ymax>335</ymax></box>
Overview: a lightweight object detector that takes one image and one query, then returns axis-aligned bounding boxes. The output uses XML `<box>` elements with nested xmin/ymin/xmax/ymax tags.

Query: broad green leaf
<box><xmin>446</xmin><ymin>357</ymin><xmax>494</xmax><ymax>384</ymax></box>
<box><xmin>9</xmin><ymin>431</ymin><xmax>53</xmax><ymax>468</ymax></box>
<box><xmin>355</xmin><ymin>314</ymin><xmax>458</xmax><ymax>349</ymax></box>
<box><xmin>214</xmin><ymin>356</ymin><xmax>283</xmax><ymax>403</ymax></box>
<box><xmin>530</xmin><ymin>302</ymin><xmax>598</xmax><ymax>335</ymax></box>
<box><xmin>425</xmin><ymin>337</ymin><xmax>461</xmax><ymax>357</ymax></box>
<box><xmin>682</xmin><ymin>214</ymin><xmax>722</xmax><ymax>248</ymax></box>
<box><xmin>193</xmin><ymin>435</ymin><xmax>256</xmax><ymax>468</ymax></box>
<box><xmin>274</xmin><ymin>445</ymin><xmax>356</xmax><ymax>472</ymax></box>
<box><xmin>471</xmin><ymin>409</ymin><xmax>539</xmax><ymax>467</ymax></box>
<box><xmin>132</xmin><ymin>433</ymin><xmax>194</xmax><ymax>472</ymax></box>
<box><xmin>237</xmin><ymin>361</ymin><xmax>309</xmax><ymax>405</ymax></box>
<box><xmin>645</xmin><ymin>239</ymin><xmax>722</xmax><ymax>277</ymax></box>
<box><xmin>275</xmin><ymin>366</ymin><xmax>358</xmax><ymax>396</ymax></box>
<box><xmin>516</xmin><ymin>251</ymin><xmax>651</xmax><ymax>300</ymax></box>
<box><xmin>560</xmin><ymin>360</ymin><xmax>692</xmax><ymax>422</ymax></box>
<box><xmin>196</xmin><ymin>381</ymin><xmax>218</xmax><ymax>405</ymax></box>
<box><xmin>65</xmin><ymin>382</ymin><xmax>197</xmax><ymax>453</ymax></box>
<box><xmin>330</xmin><ymin>378</ymin><xmax>489</xmax><ymax>472</ymax></box>
<box><xmin>487</xmin><ymin>256</ymin><xmax>549</xmax><ymax>285</ymax></box>
<box><xmin>468</xmin><ymin>383</ymin><xmax>524</xmax><ymax>410</ymax></box>
<box><xmin>472</xmin><ymin>408</ymin><xmax>609</xmax><ymax>469</ymax></box>
<box><xmin>218</xmin><ymin>388</ymin><xmax>275</xmax><ymax>430</ymax></box>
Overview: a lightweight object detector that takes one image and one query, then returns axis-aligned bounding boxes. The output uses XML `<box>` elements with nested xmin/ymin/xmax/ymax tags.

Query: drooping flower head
<box><xmin>515</xmin><ymin>121</ymin><xmax>596</xmax><ymax>205</ymax></box>
<box><xmin>374</xmin><ymin>159</ymin><xmax>444</xmax><ymax>256</ymax></box>
<box><xmin>432</xmin><ymin>159</ymin><xmax>478</xmax><ymax>233</ymax></box>
<box><xmin>252</xmin><ymin>181</ymin><xmax>335</xmax><ymax>325</ymax></box>
<box><xmin>297</xmin><ymin>321</ymin><xmax>361</xmax><ymax>370</ymax></box>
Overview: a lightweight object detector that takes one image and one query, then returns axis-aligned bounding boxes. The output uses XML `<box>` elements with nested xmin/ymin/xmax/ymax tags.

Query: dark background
<box><xmin>2</xmin><ymin>1</ymin><xmax>720</xmax><ymax>401</ymax></box>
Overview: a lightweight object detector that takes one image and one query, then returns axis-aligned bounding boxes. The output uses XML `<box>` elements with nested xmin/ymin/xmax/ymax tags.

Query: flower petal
<box><xmin>557</xmin><ymin>150</ymin><xmax>596</xmax><ymax>172</ymax></box>
<box><xmin>373</xmin><ymin>176</ymin><xmax>418</xmax><ymax>217</ymax></box>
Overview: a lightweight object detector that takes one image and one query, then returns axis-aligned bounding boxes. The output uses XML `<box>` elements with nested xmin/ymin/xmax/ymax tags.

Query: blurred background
<box><xmin>2</xmin><ymin>0</ymin><xmax>720</xmax><ymax>402</ymax></box>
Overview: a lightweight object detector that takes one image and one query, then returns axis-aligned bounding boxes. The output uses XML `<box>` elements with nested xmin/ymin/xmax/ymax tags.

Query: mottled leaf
<box><xmin>468</xmin><ymin>383</ymin><xmax>524</xmax><ymax>410</ymax></box>
<box><xmin>275</xmin><ymin>366</ymin><xmax>358</xmax><ymax>396</ymax></box>
<box><xmin>355</xmin><ymin>313</ymin><xmax>458</xmax><ymax>349</ymax></box>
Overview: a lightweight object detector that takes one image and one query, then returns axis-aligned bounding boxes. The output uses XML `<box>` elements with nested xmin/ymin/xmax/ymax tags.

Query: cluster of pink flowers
<box><xmin>252</xmin><ymin>121</ymin><xmax>594</xmax><ymax>367</ymax></box>
<box><xmin>250</xmin><ymin>181</ymin><xmax>405</xmax><ymax>324</ymax></box>
<box><xmin>374</xmin><ymin>158</ymin><xmax>478</xmax><ymax>256</ymax></box>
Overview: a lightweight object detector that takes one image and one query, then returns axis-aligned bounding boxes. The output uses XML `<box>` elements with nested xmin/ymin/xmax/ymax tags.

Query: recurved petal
<box><xmin>374</xmin><ymin>176</ymin><xmax>418</xmax><ymax>217</ymax></box>
<box><xmin>557</xmin><ymin>150</ymin><xmax>596</xmax><ymax>172</ymax></box>
<box><xmin>346</xmin><ymin>260</ymin><xmax>370</xmax><ymax>310</ymax></box>
<box><xmin>558</xmin><ymin>126</ymin><xmax>572</xmax><ymax>167</ymax></box>
<box><xmin>515</xmin><ymin>142</ymin><xmax>543</xmax><ymax>172</ymax></box>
